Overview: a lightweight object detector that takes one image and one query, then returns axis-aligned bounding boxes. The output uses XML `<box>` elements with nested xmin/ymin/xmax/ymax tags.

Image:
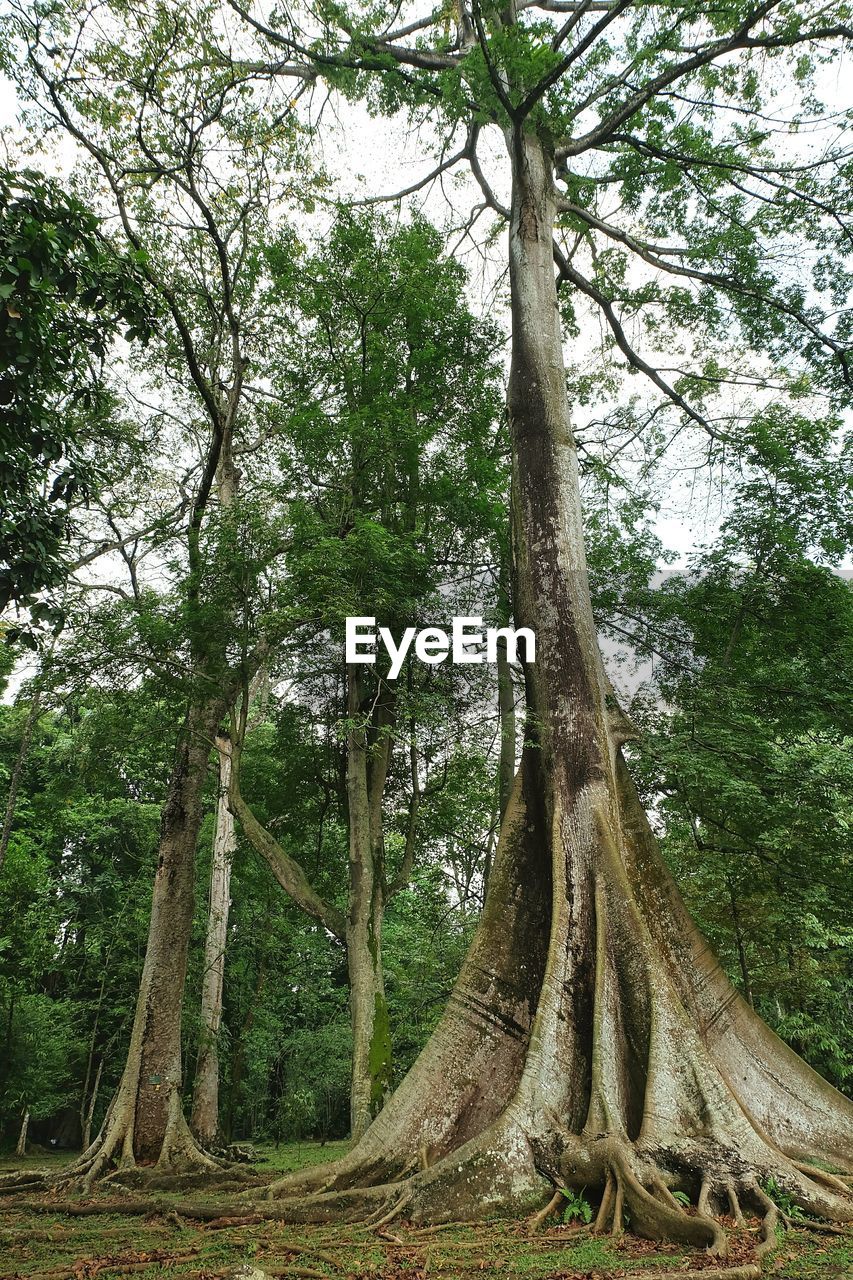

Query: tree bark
<box><xmin>262</xmin><ymin>123</ymin><xmax>853</xmax><ymax>1246</ymax></box>
<box><xmin>191</xmin><ymin>735</ymin><xmax>236</xmax><ymax>1147</ymax></box>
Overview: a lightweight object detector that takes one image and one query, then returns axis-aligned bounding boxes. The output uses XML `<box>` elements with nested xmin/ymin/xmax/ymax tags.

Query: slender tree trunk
<box><xmin>727</xmin><ymin>877</ymin><xmax>754</xmax><ymax>1008</ymax></box>
<box><xmin>15</xmin><ymin>1107</ymin><xmax>29</xmax><ymax>1158</ymax></box>
<box><xmin>191</xmin><ymin>735</ymin><xmax>236</xmax><ymax>1147</ymax></box>
<box><xmin>81</xmin><ymin>1058</ymin><xmax>103</xmax><ymax>1152</ymax></box>
<box><xmin>263</xmin><ymin>124</ymin><xmax>853</xmax><ymax>1245</ymax></box>
<box><xmin>346</xmin><ymin>669</ymin><xmax>393</xmax><ymax>1142</ymax></box>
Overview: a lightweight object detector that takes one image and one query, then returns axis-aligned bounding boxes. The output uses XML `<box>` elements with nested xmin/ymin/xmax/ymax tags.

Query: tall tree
<box><xmin>5</xmin><ymin>0</ymin><xmax>307</xmax><ymax>1178</ymax></box>
<box><xmin>190</xmin><ymin>735</ymin><xmax>237</xmax><ymax>1148</ymax></box>
<box><xmin>230</xmin><ymin>0</ymin><xmax>853</xmax><ymax>1245</ymax></box>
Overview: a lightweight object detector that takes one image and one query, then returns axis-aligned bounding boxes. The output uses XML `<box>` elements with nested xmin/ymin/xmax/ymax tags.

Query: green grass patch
<box><xmin>252</xmin><ymin>1138</ymin><xmax>350</xmax><ymax>1172</ymax></box>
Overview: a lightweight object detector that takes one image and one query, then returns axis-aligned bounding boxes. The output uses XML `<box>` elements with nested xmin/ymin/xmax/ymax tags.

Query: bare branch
<box><xmin>68</xmin><ymin>502</ymin><xmax>188</xmax><ymax>572</ymax></box>
<box><xmin>351</xmin><ymin>130</ymin><xmax>473</xmax><ymax>205</ymax></box>
<box><xmin>555</xmin><ymin>198</ymin><xmax>852</xmax><ymax>378</ymax></box>
<box><xmin>552</xmin><ymin>241</ymin><xmax>728</xmax><ymax>439</ymax></box>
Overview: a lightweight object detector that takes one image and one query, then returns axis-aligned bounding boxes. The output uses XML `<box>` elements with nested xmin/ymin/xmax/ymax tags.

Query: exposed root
<box><xmin>785</xmin><ymin>1217</ymin><xmax>851</xmax><ymax>1235</ymax></box>
<box><xmin>365</xmin><ymin>1186</ymin><xmax>413</xmax><ymax>1229</ymax></box>
<box><xmin>555</xmin><ymin>1126</ymin><xmax>853</xmax><ymax>1257</ymax></box>
<box><xmin>698</xmin><ymin>1176</ymin><xmax>712</xmax><ymax>1217</ymax></box>
<box><xmin>793</xmin><ymin>1160</ymin><xmax>853</xmax><ymax>1197</ymax></box>
<box><xmin>611</xmin><ymin>1176</ymin><xmax>624</xmax><ymax>1239</ymax></box>
<box><xmin>559</xmin><ymin>1138</ymin><xmax>726</xmax><ymax>1254</ymax></box>
<box><xmin>593</xmin><ymin>1169</ymin><xmax>615</xmax><ymax>1234</ymax></box>
<box><xmin>51</xmin><ymin>1087</ymin><xmax>224</xmax><ymax>1193</ymax></box>
<box><xmin>749</xmin><ymin>1181</ymin><xmax>778</xmax><ymax>1260</ymax></box>
<box><xmin>725</xmin><ymin>1180</ymin><xmax>745</xmax><ymax>1227</ymax></box>
<box><xmin>528</xmin><ymin>1189</ymin><xmax>565</xmax><ymax>1231</ymax></box>
<box><xmin>0</xmin><ymin>1170</ymin><xmax>50</xmax><ymax>1195</ymax></box>
<box><xmin>638</xmin><ymin>1270</ymin><xmax>760</xmax><ymax>1280</ymax></box>
<box><xmin>650</xmin><ymin>1173</ymin><xmax>686</xmax><ymax>1215</ymax></box>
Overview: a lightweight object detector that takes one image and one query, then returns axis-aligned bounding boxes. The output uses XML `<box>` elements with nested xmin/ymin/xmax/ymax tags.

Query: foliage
<box><xmin>560</xmin><ymin>1188</ymin><xmax>594</xmax><ymax>1224</ymax></box>
<box><xmin>0</xmin><ymin>169</ymin><xmax>152</xmax><ymax>619</ymax></box>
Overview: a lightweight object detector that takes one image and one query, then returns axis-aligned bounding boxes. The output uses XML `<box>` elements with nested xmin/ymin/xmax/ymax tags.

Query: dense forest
<box><xmin>0</xmin><ymin>0</ymin><xmax>852</xmax><ymax>1275</ymax></box>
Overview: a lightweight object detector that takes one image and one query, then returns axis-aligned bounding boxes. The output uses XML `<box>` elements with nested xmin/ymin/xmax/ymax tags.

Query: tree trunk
<box><xmin>346</xmin><ymin>669</ymin><xmax>393</xmax><ymax>1142</ymax></box>
<box><xmin>64</xmin><ymin>695</ymin><xmax>227</xmax><ymax>1185</ymax></box>
<box><xmin>496</xmin><ymin>558</ymin><xmax>517</xmax><ymax>825</ymax></box>
<box><xmin>191</xmin><ymin>735</ymin><xmax>236</xmax><ymax>1147</ymax></box>
<box><xmin>264</xmin><ymin>123</ymin><xmax>853</xmax><ymax>1246</ymax></box>
<box><xmin>81</xmin><ymin>1057</ymin><xmax>103</xmax><ymax>1152</ymax></box>
<box><xmin>15</xmin><ymin>1107</ymin><xmax>29</xmax><ymax>1158</ymax></box>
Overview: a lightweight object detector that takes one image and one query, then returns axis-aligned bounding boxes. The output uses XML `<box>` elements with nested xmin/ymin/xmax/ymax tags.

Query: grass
<box><xmin>253</xmin><ymin>1140</ymin><xmax>351</xmax><ymax>1173</ymax></box>
<box><xmin>0</xmin><ymin>1142</ymin><xmax>850</xmax><ymax>1280</ymax></box>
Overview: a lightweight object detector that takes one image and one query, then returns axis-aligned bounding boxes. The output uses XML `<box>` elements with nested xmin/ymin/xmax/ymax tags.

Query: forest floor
<box><xmin>0</xmin><ymin>1144</ymin><xmax>850</xmax><ymax>1280</ymax></box>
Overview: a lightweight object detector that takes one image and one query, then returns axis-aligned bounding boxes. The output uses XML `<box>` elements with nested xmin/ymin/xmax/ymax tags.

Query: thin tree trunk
<box><xmin>346</xmin><ymin>669</ymin><xmax>393</xmax><ymax>1142</ymax></box>
<box><xmin>191</xmin><ymin>735</ymin><xmax>236</xmax><ymax>1147</ymax></box>
<box><xmin>15</xmin><ymin>1107</ymin><xmax>29</xmax><ymax>1158</ymax></box>
<box><xmin>727</xmin><ymin>877</ymin><xmax>754</xmax><ymax>1008</ymax></box>
<box><xmin>81</xmin><ymin>1058</ymin><xmax>103</xmax><ymax>1152</ymax></box>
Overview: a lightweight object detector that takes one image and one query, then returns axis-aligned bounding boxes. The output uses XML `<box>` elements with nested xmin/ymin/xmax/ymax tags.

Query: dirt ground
<box><xmin>0</xmin><ymin>1144</ymin><xmax>850</xmax><ymax>1280</ymax></box>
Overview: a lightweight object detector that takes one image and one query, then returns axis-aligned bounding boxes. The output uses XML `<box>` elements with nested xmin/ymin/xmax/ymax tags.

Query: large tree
<box><xmin>225</xmin><ymin>0</ymin><xmax>853</xmax><ymax>1249</ymax></box>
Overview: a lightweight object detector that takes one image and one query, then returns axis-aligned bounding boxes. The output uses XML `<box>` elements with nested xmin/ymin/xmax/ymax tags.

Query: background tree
<box><xmin>228</xmin><ymin>209</ymin><xmax>508</xmax><ymax>1139</ymax></box>
<box><xmin>4</xmin><ymin>0</ymin><xmax>312</xmax><ymax>1178</ymax></box>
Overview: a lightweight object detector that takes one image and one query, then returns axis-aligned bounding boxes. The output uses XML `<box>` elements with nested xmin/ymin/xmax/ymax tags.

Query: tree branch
<box><xmin>229</xmin><ymin>744</ymin><xmax>347</xmax><ymax>940</ymax></box>
<box><xmin>554</xmin><ymin>1</ymin><xmax>853</xmax><ymax>158</ymax></box>
<box><xmin>552</xmin><ymin>241</ymin><xmax>727</xmax><ymax>439</ymax></box>
<box><xmin>555</xmin><ymin>198</ymin><xmax>851</xmax><ymax>378</ymax></box>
